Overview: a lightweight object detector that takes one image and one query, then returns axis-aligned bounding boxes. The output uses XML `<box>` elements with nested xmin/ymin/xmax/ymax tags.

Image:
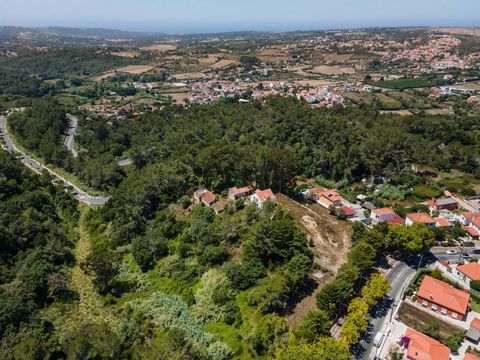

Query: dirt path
<box><xmin>51</xmin><ymin>207</ymin><xmax>119</xmax><ymax>337</ymax></box>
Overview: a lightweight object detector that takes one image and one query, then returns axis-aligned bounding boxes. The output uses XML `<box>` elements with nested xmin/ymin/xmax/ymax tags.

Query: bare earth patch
<box><xmin>116</xmin><ymin>65</ymin><xmax>154</xmax><ymax>74</ymax></box>
<box><xmin>210</xmin><ymin>59</ymin><xmax>238</xmax><ymax>69</ymax></box>
<box><xmin>310</xmin><ymin>65</ymin><xmax>356</xmax><ymax>75</ymax></box>
<box><xmin>140</xmin><ymin>44</ymin><xmax>177</xmax><ymax>52</ymax></box>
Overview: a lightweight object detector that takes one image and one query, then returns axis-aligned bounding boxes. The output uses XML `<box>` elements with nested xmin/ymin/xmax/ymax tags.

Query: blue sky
<box><xmin>2</xmin><ymin>0</ymin><xmax>480</xmax><ymax>33</ymax></box>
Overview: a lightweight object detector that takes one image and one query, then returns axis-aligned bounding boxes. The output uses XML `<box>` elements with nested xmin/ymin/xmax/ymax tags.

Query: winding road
<box><xmin>0</xmin><ymin>115</ymin><xmax>110</xmax><ymax>206</ymax></box>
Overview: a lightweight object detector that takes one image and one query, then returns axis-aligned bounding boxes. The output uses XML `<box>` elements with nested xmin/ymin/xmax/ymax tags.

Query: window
<box><xmin>452</xmin><ymin>312</ymin><xmax>458</xmax><ymax>319</ymax></box>
<box><xmin>441</xmin><ymin>308</ymin><xmax>447</xmax><ymax>315</ymax></box>
<box><xmin>422</xmin><ymin>300</ymin><xmax>428</xmax><ymax>307</ymax></box>
<box><xmin>431</xmin><ymin>304</ymin><xmax>437</xmax><ymax>311</ymax></box>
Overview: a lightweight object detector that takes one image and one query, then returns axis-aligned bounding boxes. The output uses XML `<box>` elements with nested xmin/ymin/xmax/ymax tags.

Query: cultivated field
<box><xmin>434</xmin><ymin>27</ymin><xmax>480</xmax><ymax>36</ymax></box>
<box><xmin>379</xmin><ymin>109</ymin><xmax>412</xmax><ymax>116</ymax></box>
<box><xmin>210</xmin><ymin>59</ymin><xmax>238</xmax><ymax>69</ymax></box>
<box><xmin>310</xmin><ymin>65</ymin><xmax>355</xmax><ymax>75</ymax></box>
<box><xmin>257</xmin><ymin>46</ymin><xmax>291</xmax><ymax>62</ymax></box>
<box><xmin>116</xmin><ymin>65</ymin><xmax>154</xmax><ymax>74</ymax></box>
<box><xmin>140</xmin><ymin>44</ymin><xmax>177</xmax><ymax>52</ymax></box>
<box><xmin>323</xmin><ymin>53</ymin><xmax>354</xmax><ymax>63</ymax></box>
<box><xmin>111</xmin><ymin>51</ymin><xmax>139</xmax><ymax>58</ymax></box>
<box><xmin>171</xmin><ymin>72</ymin><xmax>205</xmax><ymax>80</ymax></box>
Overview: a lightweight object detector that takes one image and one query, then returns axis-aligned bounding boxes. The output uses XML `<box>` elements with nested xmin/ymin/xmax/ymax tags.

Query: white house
<box><xmin>251</xmin><ymin>189</ymin><xmax>276</xmax><ymax>208</ymax></box>
<box><xmin>370</xmin><ymin>208</ymin><xmax>397</xmax><ymax>222</ymax></box>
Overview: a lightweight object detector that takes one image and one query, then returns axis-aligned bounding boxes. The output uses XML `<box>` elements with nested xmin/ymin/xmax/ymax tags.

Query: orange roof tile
<box><xmin>457</xmin><ymin>262</ymin><xmax>480</xmax><ymax>281</ymax></box>
<box><xmin>373</xmin><ymin>207</ymin><xmax>395</xmax><ymax>216</ymax></box>
<box><xmin>255</xmin><ymin>189</ymin><xmax>275</xmax><ymax>203</ymax></box>
<box><xmin>404</xmin><ymin>328</ymin><xmax>450</xmax><ymax>360</ymax></box>
<box><xmin>465</xmin><ymin>226</ymin><xmax>480</xmax><ymax>237</ymax></box>
<box><xmin>418</xmin><ymin>275</ymin><xmax>470</xmax><ymax>315</ymax></box>
<box><xmin>470</xmin><ymin>317</ymin><xmax>480</xmax><ymax>330</ymax></box>
<box><xmin>434</xmin><ymin>217</ymin><xmax>452</xmax><ymax>227</ymax></box>
<box><xmin>407</xmin><ymin>212</ymin><xmax>436</xmax><ymax>224</ymax></box>
<box><xmin>201</xmin><ymin>191</ymin><xmax>216</xmax><ymax>204</ymax></box>
<box><xmin>464</xmin><ymin>353</ymin><xmax>480</xmax><ymax>360</ymax></box>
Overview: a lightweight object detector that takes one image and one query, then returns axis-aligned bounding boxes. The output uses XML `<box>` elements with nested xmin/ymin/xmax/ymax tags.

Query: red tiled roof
<box><xmin>407</xmin><ymin>212</ymin><xmax>436</xmax><ymax>224</ymax></box>
<box><xmin>465</xmin><ymin>226</ymin><xmax>480</xmax><ymax>237</ymax></box>
<box><xmin>465</xmin><ymin>353</ymin><xmax>480</xmax><ymax>360</ymax></box>
<box><xmin>434</xmin><ymin>217</ymin><xmax>452</xmax><ymax>227</ymax></box>
<box><xmin>255</xmin><ymin>189</ymin><xmax>275</xmax><ymax>203</ymax></box>
<box><xmin>385</xmin><ymin>214</ymin><xmax>405</xmax><ymax>225</ymax></box>
<box><xmin>339</xmin><ymin>206</ymin><xmax>355</xmax><ymax>216</ymax></box>
<box><xmin>373</xmin><ymin>207</ymin><xmax>395</xmax><ymax>216</ymax></box>
<box><xmin>201</xmin><ymin>191</ymin><xmax>216</xmax><ymax>204</ymax></box>
<box><xmin>457</xmin><ymin>262</ymin><xmax>480</xmax><ymax>281</ymax></box>
<box><xmin>418</xmin><ymin>275</ymin><xmax>470</xmax><ymax>316</ymax></box>
<box><xmin>404</xmin><ymin>328</ymin><xmax>450</xmax><ymax>360</ymax></box>
<box><xmin>470</xmin><ymin>317</ymin><xmax>480</xmax><ymax>330</ymax></box>
<box><xmin>471</xmin><ymin>217</ymin><xmax>480</xmax><ymax>229</ymax></box>
<box><xmin>229</xmin><ymin>185</ymin><xmax>253</xmax><ymax>196</ymax></box>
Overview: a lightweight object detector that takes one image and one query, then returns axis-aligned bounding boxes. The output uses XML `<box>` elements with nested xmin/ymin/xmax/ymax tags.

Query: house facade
<box><xmin>251</xmin><ymin>189</ymin><xmax>276</xmax><ymax>208</ymax></box>
<box><xmin>406</xmin><ymin>213</ymin><xmax>437</xmax><ymax>229</ymax></box>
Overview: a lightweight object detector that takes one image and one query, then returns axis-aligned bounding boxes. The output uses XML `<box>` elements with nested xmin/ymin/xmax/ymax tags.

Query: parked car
<box><xmin>473</xmin><ymin>249</ymin><xmax>480</xmax><ymax>255</ymax></box>
<box><xmin>446</xmin><ymin>250</ymin><xmax>457</xmax><ymax>255</ymax></box>
<box><xmin>461</xmin><ymin>253</ymin><xmax>472</xmax><ymax>259</ymax></box>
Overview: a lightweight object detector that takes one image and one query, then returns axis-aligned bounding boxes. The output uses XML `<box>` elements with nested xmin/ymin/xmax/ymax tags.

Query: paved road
<box><xmin>359</xmin><ymin>261</ymin><xmax>417</xmax><ymax>359</ymax></box>
<box><xmin>0</xmin><ymin>115</ymin><xmax>109</xmax><ymax>206</ymax></box>
<box><xmin>445</xmin><ymin>190</ymin><xmax>478</xmax><ymax>213</ymax></box>
<box><xmin>64</xmin><ymin>113</ymin><xmax>78</xmax><ymax>158</ymax></box>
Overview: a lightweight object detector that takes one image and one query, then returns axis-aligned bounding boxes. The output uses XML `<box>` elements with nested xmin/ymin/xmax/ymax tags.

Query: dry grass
<box><xmin>379</xmin><ymin>109</ymin><xmax>413</xmax><ymax>116</ymax></box>
<box><xmin>397</xmin><ymin>302</ymin><xmax>462</xmax><ymax>340</ymax></box>
<box><xmin>171</xmin><ymin>72</ymin><xmax>205</xmax><ymax>80</ymax></box>
<box><xmin>258</xmin><ymin>46</ymin><xmax>291</xmax><ymax>62</ymax></box>
<box><xmin>116</xmin><ymin>65</ymin><xmax>154</xmax><ymax>74</ymax></box>
<box><xmin>210</xmin><ymin>59</ymin><xmax>238</xmax><ymax>69</ymax></box>
<box><xmin>425</xmin><ymin>108</ymin><xmax>455</xmax><ymax>116</ymax></box>
<box><xmin>140</xmin><ymin>44</ymin><xmax>177</xmax><ymax>52</ymax></box>
<box><xmin>166</xmin><ymin>92</ymin><xmax>189</xmax><ymax>104</ymax></box>
<box><xmin>310</xmin><ymin>65</ymin><xmax>356</xmax><ymax>75</ymax></box>
<box><xmin>293</xmin><ymin>79</ymin><xmax>339</xmax><ymax>87</ymax></box>
<box><xmin>323</xmin><ymin>53</ymin><xmax>354</xmax><ymax>63</ymax></box>
<box><xmin>111</xmin><ymin>51</ymin><xmax>139</xmax><ymax>58</ymax></box>
<box><xmin>434</xmin><ymin>27</ymin><xmax>480</xmax><ymax>36</ymax></box>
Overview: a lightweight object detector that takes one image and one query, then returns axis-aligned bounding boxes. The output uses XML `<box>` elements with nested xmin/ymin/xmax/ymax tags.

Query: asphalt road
<box><xmin>0</xmin><ymin>115</ymin><xmax>109</xmax><ymax>206</ymax></box>
<box><xmin>358</xmin><ymin>261</ymin><xmax>416</xmax><ymax>360</ymax></box>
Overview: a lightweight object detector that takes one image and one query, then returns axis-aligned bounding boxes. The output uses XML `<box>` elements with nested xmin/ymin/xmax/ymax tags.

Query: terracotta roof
<box><xmin>407</xmin><ymin>212</ymin><xmax>436</xmax><ymax>224</ymax></box>
<box><xmin>404</xmin><ymin>328</ymin><xmax>450</xmax><ymax>360</ymax></box>
<box><xmin>470</xmin><ymin>317</ymin><xmax>480</xmax><ymax>330</ymax></box>
<box><xmin>438</xmin><ymin>260</ymin><xmax>452</xmax><ymax>270</ymax></box>
<box><xmin>418</xmin><ymin>275</ymin><xmax>470</xmax><ymax>316</ymax></box>
<box><xmin>385</xmin><ymin>214</ymin><xmax>405</xmax><ymax>225</ymax></box>
<box><xmin>308</xmin><ymin>186</ymin><xmax>327</xmax><ymax>195</ymax></box>
<box><xmin>464</xmin><ymin>353</ymin><xmax>480</xmax><ymax>360</ymax></box>
<box><xmin>434</xmin><ymin>217</ymin><xmax>452</xmax><ymax>228</ymax></box>
<box><xmin>201</xmin><ymin>191</ymin><xmax>216</xmax><ymax>204</ymax></box>
<box><xmin>465</xmin><ymin>226</ymin><xmax>480</xmax><ymax>237</ymax></box>
<box><xmin>471</xmin><ymin>217</ymin><xmax>480</xmax><ymax>229</ymax></box>
<box><xmin>372</xmin><ymin>207</ymin><xmax>395</xmax><ymax>216</ymax></box>
<box><xmin>255</xmin><ymin>189</ymin><xmax>275</xmax><ymax>203</ymax></box>
<box><xmin>321</xmin><ymin>189</ymin><xmax>342</xmax><ymax>203</ymax></box>
<box><xmin>228</xmin><ymin>185</ymin><xmax>253</xmax><ymax>197</ymax></box>
<box><xmin>457</xmin><ymin>262</ymin><xmax>480</xmax><ymax>281</ymax></box>
<box><xmin>339</xmin><ymin>206</ymin><xmax>356</xmax><ymax>216</ymax></box>
<box><xmin>463</xmin><ymin>212</ymin><xmax>476</xmax><ymax>223</ymax></box>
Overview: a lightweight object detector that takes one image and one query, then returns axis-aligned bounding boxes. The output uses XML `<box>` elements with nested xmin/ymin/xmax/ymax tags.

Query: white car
<box><xmin>446</xmin><ymin>250</ymin><xmax>457</xmax><ymax>255</ymax></box>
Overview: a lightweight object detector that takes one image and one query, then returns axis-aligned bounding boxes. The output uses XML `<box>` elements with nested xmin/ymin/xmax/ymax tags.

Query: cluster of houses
<box><xmin>192</xmin><ymin>185</ymin><xmax>276</xmax><ymax>214</ymax></box>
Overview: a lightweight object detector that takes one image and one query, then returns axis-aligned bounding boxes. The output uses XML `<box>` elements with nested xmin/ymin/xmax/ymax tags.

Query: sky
<box><xmin>1</xmin><ymin>0</ymin><xmax>480</xmax><ymax>34</ymax></box>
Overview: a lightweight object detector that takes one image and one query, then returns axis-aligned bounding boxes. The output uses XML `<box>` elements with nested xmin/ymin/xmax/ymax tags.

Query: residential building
<box><xmin>338</xmin><ymin>205</ymin><xmax>356</xmax><ymax>218</ymax></box>
<box><xmin>228</xmin><ymin>185</ymin><xmax>253</xmax><ymax>201</ymax></box>
<box><xmin>403</xmin><ymin>328</ymin><xmax>450</xmax><ymax>360</ymax></box>
<box><xmin>416</xmin><ymin>275</ymin><xmax>470</xmax><ymax>320</ymax></box>
<box><xmin>370</xmin><ymin>208</ymin><xmax>397</xmax><ymax>222</ymax></box>
<box><xmin>466</xmin><ymin>318</ymin><xmax>480</xmax><ymax>345</ymax></box>
<box><xmin>428</xmin><ymin>197</ymin><xmax>458</xmax><ymax>211</ymax></box>
<box><xmin>406</xmin><ymin>213</ymin><xmax>437</xmax><ymax>229</ymax></box>
<box><xmin>306</xmin><ymin>187</ymin><xmax>343</xmax><ymax>208</ymax></box>
<box><xmin>251</xmin><ymin>189</ymin><xmax>276</xmax><ymax>208</ymax></box>
<box><xmin>193</xmin><ymin>188</ymin><xmax>217</xmax><ymax>207</ymax></box>
<box><xmin>465</xmin><ymin>353</ymin><xmax>480</xmax><ymax>360</ymax></box>
<box><xmin>435</xmin><ymin>217</ymin><xmax>453</xmax><ymax>228</ymax></box>
<box><xmin>456</xmin><ymin>262</ymin><xmax>480</xmax><ymax>288</ymax></box>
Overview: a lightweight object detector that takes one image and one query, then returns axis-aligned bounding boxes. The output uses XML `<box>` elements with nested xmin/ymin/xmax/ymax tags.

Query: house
<box><xmin>362</xmin><ymin>201</ymin><xmax>376</xmax><ymax>212</ymax></box>
<box><xmin>385</xmin><ymin>214</ymin><xmax>405</xmax><ymax>225</ymax></box>
<box><xmin>212</xmin><ymin>200</ymin><xmax>227</xmax><ymax>215</ymax></box>
<box><xmin>465</xmin><ymin>353</ymin><xmax>480</xmax><ymax>360</ymax></box>
<box><xmin>466</xmin><ymin>318</ymin><xmax>480</xmax><ymax>344</ymax></box>
<box><xmin>459</xmin><ymin>212</ymin><xmax>477</xmax><ymax>226</ymax></box>
<box><xmin>456</xmin><ymin>262</ymin><xmax>480</xmax><ymax>288</ymax></box>
<box><xmin>251</xmin><ymin>189</ymin><xmax>276</xmax><ymax>208</ymax></box>
<box><xmin>370</xmin><ymin>208</ymin><xmax>397</xmax><ymax>222</ymax></box>
<box><xmin>435</xmin><ymin>217</ymin><xmax>453</xmax><ymax>228</ymax></box>
<box><xmin>228</xmin><ymin>186</ymin><xmax>253</xmax><ymax>201</ymax></box>
<box><xmin>338</xmin><ymin>205</ymin><xmax>356</xmax><ymax>218</ymax></box>
<box><xmin>306</xmin><ymin>187</ymin><xmax>343</xmax><ymax>208</ymax></box>
<box><xmin>406</xmin><ymin>213</ymin><xmax>437</xmax><ymax>229</ymax></box>
<box><xmin>465</xmin><ymin>226</ymin><xmax>480</xmax><ymax>240</ymax></box>
<box><xmin>428</xmin><ymin>197</ymin><xmax>458</xmax><ymax>211</ymax></box>
<box><xmin>403</xmin><ymin>328</ymin><xmax>450</xmax><ymax>360</ymax></box>
<box><xmin>416</xmin><ymin>275</ymin><xmax>470</xmax><ymax>320</ymax></box>
<box><xmin>193</xmin><ymin>188</ymin><xmax>217</xmax><ymax>207</ymax></box>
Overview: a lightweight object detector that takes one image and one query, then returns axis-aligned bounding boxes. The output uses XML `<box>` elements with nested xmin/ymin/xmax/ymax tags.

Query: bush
<box><xmin>198</xmin><ymin>245</ymin><xmax>229</xmax><ymax>267</ymax></box>
<box><xmin>471</xmin><ymin>280</ymin><xmax>480</xmax><ymax>292</ymax></box>
<box><xmin>444</xmin><ymin>331</ymin><xmax>466</xmax><ymax>352</ymax></box>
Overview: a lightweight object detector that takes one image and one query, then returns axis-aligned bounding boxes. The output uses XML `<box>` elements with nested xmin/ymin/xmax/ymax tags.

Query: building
<box><xmin>251</xmin><ymin>189</ymin><xmax>276</xmax><ymax>208</ymax></box>
<box><xmin>403</xmin><ymin>328</ymin><xmax>450</xmax><ymax>360</ymax></box>
<box><xmin>466</xmin><ymin>318</ymin><xmax>480</xmax><ymax>344</ymax></box>
<box><xmin>435</xmin><ymin>217</ymin><xmax>453</xmax><ymax>228</ymax></box>
<box><xmin>306</xmin><ymin>187</ymin><xmax>343</xmax><ymax>208</ymax></box>
<box><xmin>406</xmin><ymin>213</ymin><xmax>437</xmax><ymax>229</ymax></box>
<box><xmin>193</xmin><ymin>188</ymin><xmax>217</xmax><ymax>207</ymax></box>
<box><xmin>428</xmin><ymin>197</ymin><xmax>458</xmax><ymax>211</ymax></box>
<box><xmin>370</xmin><ymin>208</ymin><xmax>397</xmax><ymax>222</ymax></box>
<box><xmin>456</xmin><ymin>262</ymin><xmax>480</xmax><ymax>288</ymax></box>
<box><xmin>228</xmin><ymin>186</ymin><xmax>253</xmax><ymax>201</ymax></box>
<box><xmin>338</xmin><ymin>205</ymin><xmax>356</xmax><ymax>218</ymax></box>
<box><xmin>465</xmin><ymin>353</ymin><xmax>480</xmax><ymax>360</ymax></box>
<box><xmin>416</xmin><ymin>275</ymin><xmax>470</xmax><ymax>320</ymax></box>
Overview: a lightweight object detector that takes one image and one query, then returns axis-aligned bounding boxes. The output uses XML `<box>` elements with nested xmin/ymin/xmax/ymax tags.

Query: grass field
<box><xmin>310</xmin><ymin>65</ymin><xmax>355</xmax><ymax>75</ymax></box>
<box><xmin>116</xmin><ymin>64</ymin><xmax>154</xmax><ymax>74</ymax></box>
<box><xmin>375</xmin><ymin>78</ymin><xmax>434</xmax><ymax>89</ymax></box>
<box><xmin>140</xmin><ymin>44</ymin><xmax>177</xmax><ymax>52</ymax></box>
